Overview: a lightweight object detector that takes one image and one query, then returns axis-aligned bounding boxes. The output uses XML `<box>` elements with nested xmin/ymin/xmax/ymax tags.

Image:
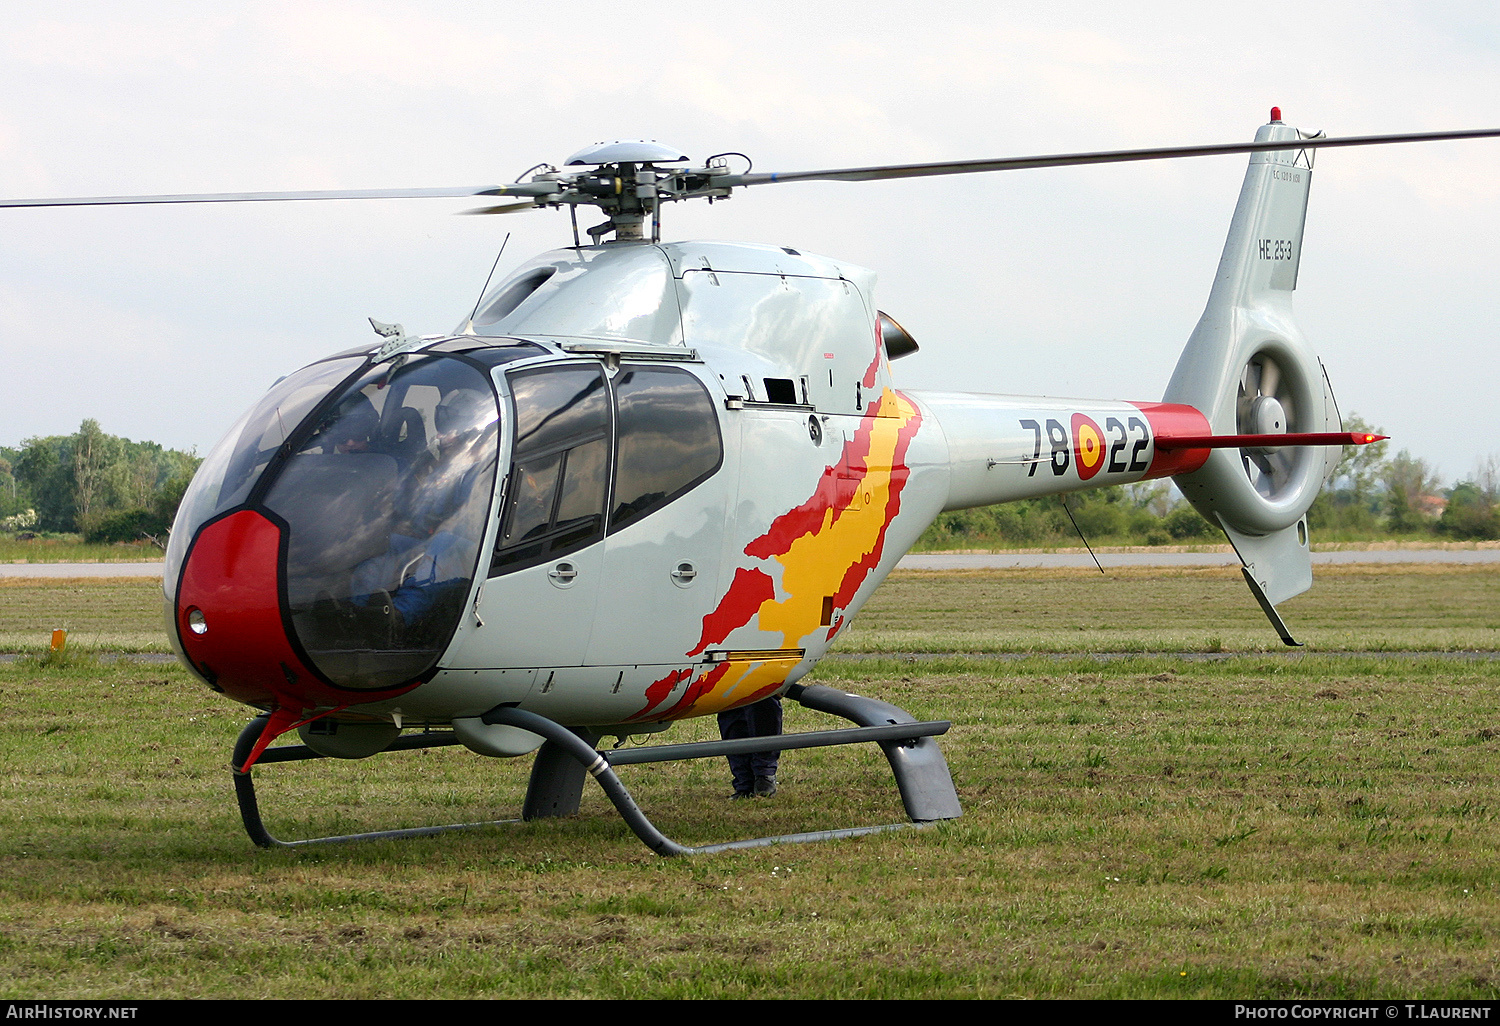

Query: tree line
<box><xmin>1303</xmin><ymin>416</ymin><xmax>1498</xmax><ymax>541</ymax></box>
<box><xmin>0</xmin><ymin>420</ymin><xmax>201</xmax><ymax>545</ymax></box>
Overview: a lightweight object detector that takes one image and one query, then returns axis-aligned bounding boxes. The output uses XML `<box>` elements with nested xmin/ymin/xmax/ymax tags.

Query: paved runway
<box><xmin>0</xmin><ymin>562</ymin><xmax>167</xmax><ymax>577</ymax></box>
<box><xmin>4</xmin><ymin>548</ymin><xmax>1498</xmax><ymax>577</ymax></box>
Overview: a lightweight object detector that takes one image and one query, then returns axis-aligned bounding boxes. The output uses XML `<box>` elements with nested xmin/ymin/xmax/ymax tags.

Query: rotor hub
<box><xmin>1247</xmin><ymin>395</ymin><xmax>1287</xmax><ymax>436</ymax></box>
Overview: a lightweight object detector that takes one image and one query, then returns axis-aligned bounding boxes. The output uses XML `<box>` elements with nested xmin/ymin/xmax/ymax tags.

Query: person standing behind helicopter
<box><xmin>719</xmin><ymin>697</ymin><xmax>781</xmax><ymax>798</ymax></box>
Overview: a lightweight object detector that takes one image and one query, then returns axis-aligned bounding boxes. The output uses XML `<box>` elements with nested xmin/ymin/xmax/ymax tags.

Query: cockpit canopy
<box><xmin>168</xmin><ymin>343</ymin><xmax>534</xmax><ymax>692</ymax></box>
<box><xmin>167</xmin><ymin>335</ymin><xmax>725</xmax><ymax>698</ymax></box>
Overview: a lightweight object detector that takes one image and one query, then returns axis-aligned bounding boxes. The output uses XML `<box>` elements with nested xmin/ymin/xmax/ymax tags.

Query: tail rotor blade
<box><xmin>1259</xmin><ymin>357</ymin><xmax>1281</xmax><ymax>399</ymax></box>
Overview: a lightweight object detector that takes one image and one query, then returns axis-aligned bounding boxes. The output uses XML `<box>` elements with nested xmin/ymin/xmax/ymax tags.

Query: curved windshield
<box><xmin>165</xmin><ymin>356</ymin><xmax>365</xmax><ymax>591</ymax></box>
<box><xmin>262</xmin><ymin>355</ymin><xmax>500</xmax><ymax>690</ymax></box>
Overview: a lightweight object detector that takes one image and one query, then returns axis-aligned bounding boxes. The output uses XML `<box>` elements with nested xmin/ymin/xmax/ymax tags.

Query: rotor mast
<box><xmin>485</xmin><ymin>140</ymin><xmax>737</xmax><ymax>244</ymax></box>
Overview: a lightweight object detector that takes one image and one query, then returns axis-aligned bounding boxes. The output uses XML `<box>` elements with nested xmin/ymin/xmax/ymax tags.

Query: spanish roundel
<box><xmin>1071</xmin><ymin>413</ymin><xmax>1105</xmax><ymax>481</ymax></box>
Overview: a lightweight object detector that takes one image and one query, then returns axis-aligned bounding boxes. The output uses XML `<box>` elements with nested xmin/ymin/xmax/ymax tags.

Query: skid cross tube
<box><xmin>229</xmin><ymin>684</ymin><xmax>963</xmax><ymax>854</ymax></box>
<box><xmin>482</xmin><ymin>700</ymin><xmax>959</xmax><ymax>856</ymax></box>
<box><xmin>601</xmin><ymin>720</ymin><xmax>951</xmax><ymax>765</ymax></box>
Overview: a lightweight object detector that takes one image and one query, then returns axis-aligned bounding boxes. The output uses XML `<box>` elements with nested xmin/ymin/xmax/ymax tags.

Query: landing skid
<box><xmin>230</xmin><ymin>683</ymin><xmax>962</xmax><ymax>855</ymax></box>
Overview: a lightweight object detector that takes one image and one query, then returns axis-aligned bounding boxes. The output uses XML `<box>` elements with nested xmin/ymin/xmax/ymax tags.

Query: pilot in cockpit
<box><xmin>331</xmin><ymin>394</ymin><xmax>379</xmax><ymax>455</ymax></box>
<box><xmin>348</xmin><ymin>388</ymin><xmax>496</xmax><ymax>640</ymax></box>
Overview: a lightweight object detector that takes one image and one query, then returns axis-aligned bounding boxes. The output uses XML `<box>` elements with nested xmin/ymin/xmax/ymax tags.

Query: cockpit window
<box><xmin>493</xmin><ymin>365</ymin><xmax>610</xmax><ymax>572</ymax></box>
<box><xmin>610</xmin><ymin>367</ymin><xmax>721</xmax><ymax>531</ymax></box>
<box><xmin>511</xmin><ymin>366</ymin><xmax>609</xmax><ymax>456</ymax></box>
<box><xmin>213</xmin><ymin>357</ymin><xmax>368</xmax><ymax>514</ymax></box>
<box><xmin>165</xmin><ymin>356</ymin><xmax>365</xmax><ymax>590</ymax></box>
<box><xmin>261</xmin><ymin>355</ymin><xmax>500</xmax><ymax>691</ymax></box>
<box><xmin>490</xmin><ymin>362</ymin><xmax>724</xmax><ymax>576</ymax></box>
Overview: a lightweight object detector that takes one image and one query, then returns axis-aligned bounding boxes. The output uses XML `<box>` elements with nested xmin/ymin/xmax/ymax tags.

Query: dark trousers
<box><xmin>717</xmin><ymin>696</ymin><xmax>783</xmax><ymax>794</ymax></box>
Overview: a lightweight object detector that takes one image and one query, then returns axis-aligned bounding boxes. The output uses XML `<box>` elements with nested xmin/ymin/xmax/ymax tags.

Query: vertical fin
<box><xmin>1163</xmin><ymin>112</ymin><xmax>1338</xmax><ymax>640</ymax></box>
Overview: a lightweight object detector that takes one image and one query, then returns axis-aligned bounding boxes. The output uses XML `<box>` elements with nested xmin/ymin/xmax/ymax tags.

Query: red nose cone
<box><xmin>175</xmin><ymin>509</ymin><xmax>320</xmax><ymax>709</ymax></box>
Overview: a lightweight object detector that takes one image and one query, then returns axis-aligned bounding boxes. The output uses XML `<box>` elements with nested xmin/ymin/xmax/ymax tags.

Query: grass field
<box><xmin>0</xmin><ymin>577</ymin><xmax>170</xmax><ymax>653</ymax></box>
<box><xmin>3</xmin><ymin>566</ymin><xmax>1500</xmax><ymax>998</ymax></box>
<box><xmin>0</xmin><ymin>537</ymin><xmax>162</xmax><ymax>564</ymax></box>
<box><xmin>7</xmin><ymin>563</ymin><xmax>1497</xmax><ymax>655</ymax></box>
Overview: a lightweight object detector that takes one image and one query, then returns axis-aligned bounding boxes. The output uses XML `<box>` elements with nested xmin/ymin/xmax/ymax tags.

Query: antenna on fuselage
<box><xmin>1060</xmin><ymin>498</ymin><xmax>1106</xmax><ymax>575</ymax></box>
<box><xmin>462</xmin><ymin>233</ymin><xmax>511</xmax><ymax>335</ymax></box>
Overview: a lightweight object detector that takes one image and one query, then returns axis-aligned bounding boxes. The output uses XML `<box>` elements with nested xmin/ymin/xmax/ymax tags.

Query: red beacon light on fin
<box><xmin>1270</xmin><ymin>106</ymin><xmax>1283</xmax><ymax>122</ymax></box>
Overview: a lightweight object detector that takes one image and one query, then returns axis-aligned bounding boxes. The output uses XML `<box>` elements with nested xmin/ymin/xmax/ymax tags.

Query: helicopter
<box><xmin>6</xmin><ymin>110</ymin><xmax>1494</xmax><ymax>854</ymax></box>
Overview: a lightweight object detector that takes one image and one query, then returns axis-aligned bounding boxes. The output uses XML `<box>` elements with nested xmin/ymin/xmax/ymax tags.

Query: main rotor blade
<box><xmin>0</xmin><ymin>183</ymin><xmax>557</xmax><ymax>209</ymax></box>
<box><xmin>459</xmin><ymin>200</ymin><xmax>541</xmax><ymax>216</ymax></box>
<box><xmin>721</xmin><ymin>128</ymin><xmax>1500</xmax><ymax>187</ymax></box>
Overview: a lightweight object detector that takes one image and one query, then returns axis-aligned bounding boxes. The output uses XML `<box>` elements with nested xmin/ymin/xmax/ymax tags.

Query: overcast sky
<box><xmin>2</xmin><ymin>1</ymin><xmax>1497</xmax><ymax>486</ymax></box>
